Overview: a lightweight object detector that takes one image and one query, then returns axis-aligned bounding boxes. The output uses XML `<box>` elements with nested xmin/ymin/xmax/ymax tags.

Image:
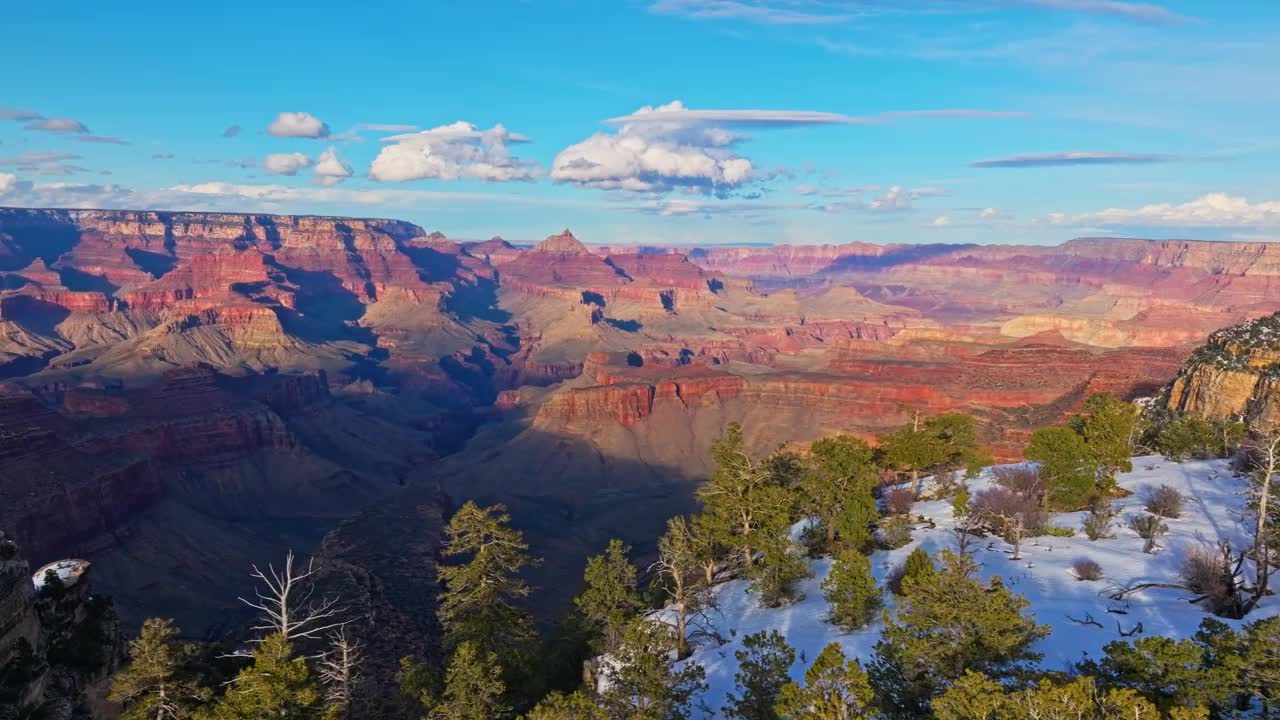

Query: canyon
<box><xmin>3</xmin><ymin>206</ymin><xmax>1280</xmax><ymax>662</ymax></box>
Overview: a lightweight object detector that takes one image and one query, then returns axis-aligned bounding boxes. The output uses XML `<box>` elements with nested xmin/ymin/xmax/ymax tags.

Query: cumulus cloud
<box><xmin>313</xmin><ymin>147</ymin><xmax>353</xmax><ymax>185</ymax></box>
<box><xmin>1050</xmin><ymin>193</ymin><xmax>1280</xmax><ymax>228</ymax></box>
<box><xmin>553</xmin><ymin>101</ymin><xmax>771</xmax><ymax>194</ymax></box>
<box><xmin>0</xmin><ymin>173</ymin><xmax>15</xmax><ymax>194</ymax></box>
<box><xmin>267</xmin><ymin>112</ymin><xmax>331</xmax><ymax>139</ymax></box>
<box><xmin>369</xmin><ymin>122</ymin><xmax>538</xmax><ymax>182</ymax></box>
<box><xmin>263</xmin><ymin>152</ymin><xmax>314</xmax><ymax>176</ymax></box>
<box><xmin>25</xmin><ymin>117</ymin><xmax>90</xmax><ymax>133</ymax></box>
<box><xmin>930</xmin><ymin>215</ymin><xmax>952</xmax><ymax>227</ymax></box>
<box><xmin>223</xmin><ymin>124</ymin><xmax>241</xmax><ymax>138</ymax></box>
<box><xmin>971</xmin><ymin>151</ymin><xmax>1179</xmax><ymax>168</ymax></box>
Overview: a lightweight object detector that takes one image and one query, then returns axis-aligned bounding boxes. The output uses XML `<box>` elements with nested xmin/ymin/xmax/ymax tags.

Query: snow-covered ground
<box><xmin>657</xmin><ymin>456</ymin><xmax>1278</xmax><ymax>718</ymax></box>
<box><xmin>32</xmin><ymin>558</ymin><xmax>90</xmax><ymax>590</ymax></box>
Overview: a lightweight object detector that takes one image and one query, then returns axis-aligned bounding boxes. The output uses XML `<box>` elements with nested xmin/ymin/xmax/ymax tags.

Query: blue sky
<box><xmin>2</xmin><ymin>0</ymin><xmax>1278</xmax><ymax>246</ymax></box>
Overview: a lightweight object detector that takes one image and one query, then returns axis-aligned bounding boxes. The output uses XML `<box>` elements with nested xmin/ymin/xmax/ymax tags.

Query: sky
<box><xmin>2</xmin><ymin>0</ymin><xmax>1278</xmax><ymax>246</ymax></box>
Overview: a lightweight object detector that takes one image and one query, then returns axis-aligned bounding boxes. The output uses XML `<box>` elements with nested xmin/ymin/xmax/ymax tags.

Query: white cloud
<box><xmin>606</xmin><ymin>102</ymin><xmax>874</xmax><ymax>127</ymax></box>
<box><xmin>553</xmin><ymin>101</ymin><xmax>764</xmax><ymax>194</ymax></box>
<box><xmin>263</xmin><ymin>152</ymin><xmax>314</xmax><ymax>176</ymax></box>
<box><xmin>25</xmin><ymin>117</ymin><xmax>89</xmax><ymax>133</ymax></box>
<box><xmin>1050</xmin><ymin>193</ymin><xmax>1280</xmax><ymax>228</ymax></box>
<box><xmin>267</xmin><ymin>112</ymin><xmax>331</xmax><ymax>139</ymax></box>
<box><xmin>313</xmin><ymin>147</ymin><xmax>353</xmax><ymax>186</ymax></box>
<box><xmin>980</xmin><ymin>207</ymin><xmax>1001</xmax><ymax>219</ymax></box>
<box><xmin>0</xmin><ymin>173</ymin><xmax>16</xmax><ymax>194</ymax></box>
<box><xmin>930</xmin><ymin>215</ymin><xmax>952</xmax><ymax>227</ymax></box>
<box><xmin>368</xmin><ymin>122</ymin><xmax>538</xmax><ymax>182</ymax></box>
<box><xmin>867</xmin><ymin>185</ymin><xmax>945</xmax><ymax>211</ymax></box>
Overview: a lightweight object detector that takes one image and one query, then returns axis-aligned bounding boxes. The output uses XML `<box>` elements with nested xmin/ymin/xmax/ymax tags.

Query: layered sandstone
<box><xmin>1165</xmin><ymin>311</ymin><xmax>1280</xmax><ymax>425</ymax></box>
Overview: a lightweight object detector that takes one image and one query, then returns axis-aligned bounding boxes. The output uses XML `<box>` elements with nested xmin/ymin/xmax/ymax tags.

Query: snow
<box><xmin>32</xmin><ymin>559</ymin><xmax>90</xmax><ymax>590</ymax></box>
<box><xmin>653</xmin><ymin>456</ymin><xmax>1278</xmax><ymax>718</ymax></box>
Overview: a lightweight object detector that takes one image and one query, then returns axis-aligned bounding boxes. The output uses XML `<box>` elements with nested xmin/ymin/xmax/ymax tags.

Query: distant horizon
<box><xmin>3</xmin><ymin>0</ymin><xmax>1276</xmax><ymax>247</ymax></box>
<box><xmin>0</xmin><ymin>204</ymin><xmax>1253</xmax><ymax>249</ymax></box>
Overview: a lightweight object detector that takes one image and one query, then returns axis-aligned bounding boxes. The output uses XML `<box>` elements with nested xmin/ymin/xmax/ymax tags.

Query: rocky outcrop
<box><xmin>0</xmin><ymin>537</ymin><xmax>122</xmax><ymax>719</ymax></box>
<box><xmin>1165</xmin><ymin>311</ymin><xmax>1280</xmax><ymax>425</ymax></box>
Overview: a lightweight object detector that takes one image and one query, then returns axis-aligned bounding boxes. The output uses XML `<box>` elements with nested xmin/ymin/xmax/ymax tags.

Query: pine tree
<box><xmin>879</xmin><ymin>414</ymin><xmax>947</xmax><ymax>498</ymax></box>
<box><xmin>822</xmin><ymin>550</ymin><xmax>882</xmax><ymax>630</ymax></box>
<box><xmin>925</xmin><ymin>413</ymin><xmax>986</xmax><ymax>478</ymax></box>
<box><xmin>437</xmin><ymin>502</ymin><xmax>537</xmax><ymax>658</ymax></box>
<box><xmin>1084</xmin><ymin>635</ymin><xmax>1237</xmax><ymax>713</ymax></box>
<box><xmin>1076</xmin><ymin>393</ymin><xmax>1139</xmax><ymax>486</ymax></box>
<box><xmin>523</xmin><ymin>691</ymin><xmax>607</xmax><ymax>720</ymax></box>
<box><xmin>801</xmin><ymin>436</ymin><xmax>879</xmax><ymax>552</ymax></box>
<box><xmin>869</xmin><ymin>551</ymin><xmax>1048</xmax><ymax>717</ymax></box>
<box><xmin>652</xmin><ymin>516</ymin><xmax>703</xmax><ymax>659</ymax></box>
<box><xmin>775</xmin><ymin>643</ymin><xmax>876</xmax><ymax>720</ymax></box>
<box><xmin>1240</xmin><ymin>616</ymin><xmax>1280</xmax><ymax>713</ymax></box>
<box><xmin>723</xmin><ymin>631</ymin><xmax>795</xmax><ymax>720</ymax></box>
<box><xmin>931</xmin><ymin>671</ymin><xmax>1007</xmax><ymax>720</ymax></box>
<box><xmin>1024</xmin><ymin>426</ymin><xmax>1099</xmax><ymax>509</ymax></box>
<box><xmin>210</xmin><ymin>634</ymin><xmax>322</xmax><ymax>720</ymax></box>
<box><xmin>576</xmin><ymin>539</ymin><xmax>643</xmax><ymax>653</ymax></box>
<box><xmin>698</xmin><ymin>422</ymin><xmax>782</xmax><ymax>571</ymax></box>
<box><xmin>889</xmin><ymin>547</ymin><xmax>935</xmax><ymax>597</ymax></box>
<box><xmin>109</xmin><ymin>618</ymin><xmax>211</xmax><ymax>720</ymax></box>
<box><xmin>600</xmin><ymin>622</ymin><xmax>707</xmax><ymax>720</ymax></box>
<box><xmin>748</xmin><ymin>516</ymin><xmax>814</xmax><ymax>608</ymax></box>
<box><xmin>396</xmin><ymin>656</ymin><xmax>437</xmax><ymax>716</ymax></box>
<box><xmin>691</xmin><ymin>512</ymin><xmax>729</xmax><ymax>588</ymax></box>
<box><xmin>423</xmin><ymin>641</ymin><xmax>509</xmax><ymax>720</ymax></box>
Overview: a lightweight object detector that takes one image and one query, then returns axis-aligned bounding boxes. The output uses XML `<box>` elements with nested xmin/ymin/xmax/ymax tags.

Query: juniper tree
<box><xmin>888</xmin><ymin>547</ymin><xmax>935</xmax><ymax>597</ymax></box>
<box><xmin>801</xmin><ymin>435</ymin><xmax>879</xmax><ymax>552</ymax></box>
<box><xmin>748</xmin><ymin>517</ymin><xmax>813</xmax><ymax>607</ymax></box>
<box><xmin>1084</xmin><ymin>635</ymin><xmax>1237</xmax><ymax>714</ymax></box>
<box><xmin>523</xmin><ymin>691</ymin><xmax>607</xmax><ymax>720</ymax></box>
<box><xmin>576</xmin><ymin>539</ymin><xmax>643</xmax><ymax>653</ymax></box>
<box><xmin>723</xmin><ymin>631</ymin><xmax>796</xmax><ymax>720</ymax></box>
<box><xmin>822</xmin><ymin>550</ymin><xmax>882</xmax><ymax>631</ymax></box>
<box><xmin>652</xmin><ymin>516</ymin><xmax>703</xmax><ymax>659</ymax></box>
<box><xmin>600</xmin><ymin>622</ymin><xmax>707</xmax><ymax>720</ymax></box>
<box><xmin>109</xmin><ymin>618</ymin><xmax>211</xmax><ymax>720</ymax></box>
<box><xmin>1076</xmin><ymin>393</ymin><xmax>1139</xmax><ymax>487</ymax></box>
<box><xmin>1024</xmin><ymin>426</ymin><xmax>1099</xmax><ymax>509</ymax></box>
<box><xmin>775</xmin><ymin>643</ymin><xmax>876</xmax><ymax>720</ymax></box>
<box><xmin>698</xmin><ymin>423</ymin><xmax>785</xmax><ymax>571</ymax></box>
<box><xmin>869</xmin><ymin>551</ymin><xmax>1048</xmax><ymax>717</ymax></box>
<box><xmin>691</xmin><ymin>512</ymin><xmax>729</xmax><ymax>587</ymax></box>
<box><xmin>879</xmin><ymin>414</ymin><xmax>946</xmax><ymax>498</ymax></box>
<box><xmin>210</xmin><ymin>634</ymin><xmax>322</xmax><ymax>720</ymax></box>
<box><xmin>438</xmin><ymin>502</ymin><xmax>537</xmax><ymax>658</ymax></box>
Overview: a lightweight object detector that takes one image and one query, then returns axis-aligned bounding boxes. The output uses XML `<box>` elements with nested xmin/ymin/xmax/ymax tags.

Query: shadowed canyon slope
<box><xmin>4</xmin><ymin>206</ymin><xmax>1280</xmax><ymax>632</ymax></box>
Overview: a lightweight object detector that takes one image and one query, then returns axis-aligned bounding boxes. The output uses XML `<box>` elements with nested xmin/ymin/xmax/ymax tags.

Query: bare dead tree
<box><xmin>1243</xmin><ymin>430</ymin><xmax>1279</xmax><ymax>615</ymax></box>
<box><xmin>239</xmin><ymin>550</ymin><xmax>347</xmax><ymax>643</ymax></box>
<box><xmin>1066</xmin><ymin>611</ymin><xmax>1103</xmax><ymax>628</ymax></box>
<box><xmin>317</xmin><ymin>628</ymin><xmax>363</xmax><ymax>720</ymax></box>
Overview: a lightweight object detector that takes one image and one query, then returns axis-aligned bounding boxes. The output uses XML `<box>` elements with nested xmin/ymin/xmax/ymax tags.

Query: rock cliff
<box><xmin>1165</xmin><ymin>311</ymin><xmax>1280</xmax><ymax>425</ymax></box>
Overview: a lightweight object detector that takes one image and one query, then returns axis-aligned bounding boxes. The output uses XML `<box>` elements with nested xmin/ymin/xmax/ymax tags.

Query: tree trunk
<box><xmin>910</xmin><ymin>468</ymin><xmax>920</xmax><ymax>498</ymax></box>
<box><xmin>676</xmin><ymin>601</ymin><xmax>689</xmax><ymax>659</ymax></box>
<box><xmin>742</xmin><ymin>545</ymin><xmax>754</xmax><ymax>570</ymax></box>
<box><xmin>826</xmin><ymin>516</ymin><xmax>837</xmax><ymax>549</ymax></box>
<box><xmin>1253</xmin><ymin>455</ymin><xmax>1272</xmax><ymax>608</ymax></box>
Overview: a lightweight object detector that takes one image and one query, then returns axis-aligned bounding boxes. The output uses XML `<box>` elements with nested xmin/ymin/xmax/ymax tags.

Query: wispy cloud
<box><xmin>648</xmin><ymin>0</ymin><xmax>853</xmax><ymax>26</ymax></box>
<box><xmin>223</xmin><ymin>124</ymin><xmax>241</xmax><ymax>138</ymax></box>
<box><xmin>970</xmin><ymin>151</ymin><xmax>1179</xmax><ymax>168</ymax></box>
<box><xmin>0</xmin><ymin>108</ymin><xmax>43</xmax><ymax>121</ymax></box>
<box><xmin>651</xmin><ymin>0</ymin><xmax>1187</xmax><ymax>26</ymax></box>
<box><xmin>1049</xmin><ymin>192</ymin><xmax>1280</xmax><ymax>227</ymax></box>
<box><xmin>1010</xmin><ymin>0</ymin><xmax>1187</xmax><ymax>25</ymax></box>
<box><xmin>76</xmin><ymin>135</ymin><xmax>130</xmax><ymax>145</ymax></box>
<box><xmin>25</xmin><ymin>117</ymin><xmax>90</xmax><ymax>134</ymax></box>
